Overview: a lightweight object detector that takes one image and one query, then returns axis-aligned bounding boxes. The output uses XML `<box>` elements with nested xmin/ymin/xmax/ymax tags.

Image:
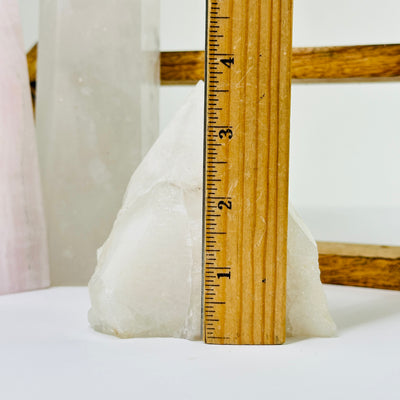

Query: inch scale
<box><xmin>203</xmin><ymin>0</ymin><xmax>293</xmax><ymax>345</ymax></box>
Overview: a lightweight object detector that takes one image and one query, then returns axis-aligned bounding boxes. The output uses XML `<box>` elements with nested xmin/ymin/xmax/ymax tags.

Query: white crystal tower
<box><xmin>89</xmin><ymin>82</ymin><xmax>336</xmax><ymax>339</ymax></box>
<box><xmin>36</xmin><ymin>0</ymin><xmax>160</xmax><ymax>285</ymax></box>
<box><xmin>0</xmin><ymin>0</ymin><xmax>49</xmax><ymax>295</ymax></box>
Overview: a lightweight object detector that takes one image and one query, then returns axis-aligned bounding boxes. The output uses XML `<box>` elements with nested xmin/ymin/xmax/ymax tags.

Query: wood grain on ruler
<box><xmin>203</xmin><ymin>0</ymin><xmax>293</xmax><ymax>345</ymax></box>
<box><xmin>318</xmin><ymin>242</ymin><xmax>400</xmax><ymax>291</ymax></box>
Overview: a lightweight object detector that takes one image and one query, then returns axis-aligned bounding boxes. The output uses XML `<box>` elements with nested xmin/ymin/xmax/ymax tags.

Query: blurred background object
<box><xmin>34</xmin><ymin>0</ymin><xmax>160</xmax><ymax>285</ymax></box>
<box><xmin>0</xmin><ymin>0</ymin><xmax>49</xmax><ymax>294</ymax></box>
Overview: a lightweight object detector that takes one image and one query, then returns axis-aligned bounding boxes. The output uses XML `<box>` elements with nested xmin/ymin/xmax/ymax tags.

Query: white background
<box><xmin>18</xmin><ymin>0</ymin><xmax>400</xmax><ymax>245</ymax></box>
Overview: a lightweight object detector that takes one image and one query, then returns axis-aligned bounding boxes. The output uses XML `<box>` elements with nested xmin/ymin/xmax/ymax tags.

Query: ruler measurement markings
<box><xmin>205</xmin><ymin>0</ymin><xmax>226</xmax><ymax>344</ymax></box>
<box><xmin>203</xmin><ymin>0</ymin><xmax>292</xmax><ymax>344</ymax></box>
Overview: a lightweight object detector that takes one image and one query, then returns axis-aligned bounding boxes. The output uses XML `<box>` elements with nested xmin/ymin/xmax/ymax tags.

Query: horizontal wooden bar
<box><xmin>292</xmin><ymin>44</ymin><xmax>400</xmax><ymax>83</ymax></box>
<box><xmin>161</xmin><ymin>44</ymin><xmax>400</xmax><ymax>84</ymax></box>
<box><xmin>27</xmin><ymin>43</ymin><xmax>37</xmax><ymax>113</ymax></box>
<box><xmin>28</xmin><ymin>44</ymin><xmax>400</xmax><ymax>91</ymax></box>
<box><xmin>318</xmin><ymin>242</ymin><xmax>400</xmax><ymax>291</ymax></box>
<box><xmin>161</xmin><ymin>51</ymin><xmax>204</xmax><ymax>85</ymax></box>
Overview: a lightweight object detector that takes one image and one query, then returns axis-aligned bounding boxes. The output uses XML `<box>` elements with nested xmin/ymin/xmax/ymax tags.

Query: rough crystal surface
<box><xmin>0</xmin><ymin>0</ymin><xmax>49</xmax><ymax>295</ymax></box>
<box><xmin>89</xmin><ymin>82</ymin><xmax>336</xmax><ymax>339</ymax></box>
<box><xmin>286</xmin><ymin>207</ymin><xmax>337</xmax><ymax>337</ymax></box>
<box><xmin>36</xmin><ymin>0</ymin><xmax>160</xmax><ymax>285</ymax></box>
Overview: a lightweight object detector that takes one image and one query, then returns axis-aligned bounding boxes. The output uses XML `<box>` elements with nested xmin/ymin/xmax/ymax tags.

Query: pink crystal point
<box><xmin>0</xmin><ymin>0</ymin><xmax>49</xmax><ymax>294</ymax></box>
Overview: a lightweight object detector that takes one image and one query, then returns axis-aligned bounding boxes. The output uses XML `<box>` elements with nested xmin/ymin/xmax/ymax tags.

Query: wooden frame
<box><xmin>27</xmin><ymin>43</ymin><xmax>400</xmax><ymax>291</ymax></box>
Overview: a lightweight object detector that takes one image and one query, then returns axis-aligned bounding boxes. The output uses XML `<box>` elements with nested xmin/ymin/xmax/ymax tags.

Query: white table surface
<box><xmin>1</xmin><ymin>285</ymin><xmax>399</xmax><ymax>400</ymax></box>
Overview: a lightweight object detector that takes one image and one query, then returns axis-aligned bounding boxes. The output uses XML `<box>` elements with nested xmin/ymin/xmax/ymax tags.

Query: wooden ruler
<box><xmin>203</xmin><ymin>0</ymin><xmax>293</xmax><ymax>345</ymax></box>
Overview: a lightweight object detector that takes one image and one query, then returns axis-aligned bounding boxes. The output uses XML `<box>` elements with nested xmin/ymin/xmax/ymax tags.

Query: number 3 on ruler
<box><xmin>218</xmin><ymin>129</ymin><xmax>233</xmax><ymax>139</ymax></box>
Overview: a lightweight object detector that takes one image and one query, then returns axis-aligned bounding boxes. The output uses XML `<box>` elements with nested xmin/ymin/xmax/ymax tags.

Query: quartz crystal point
<box><xmin>0</xmin><ymin>0</ymin><xmax>49</xmax><ymax>295</ymax></box>
<box><xmin>36</xmin><ymin>0</ymin><xmax>160</xmax><ymax>285</ymax></box>
<box><xmin>89</xmin><ymin>82</ymin><xmax>336</xmax><ymax>339</ymax></box>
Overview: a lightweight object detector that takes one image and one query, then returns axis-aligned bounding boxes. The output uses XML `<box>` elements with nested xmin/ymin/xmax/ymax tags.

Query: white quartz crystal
<box><xmin>36</xmin><ymin>0</ymin><xmax>159</xmax><ymax>285</ymax></box>
<box><xmin>89</xmin><ymin>82</ymin><xmax>336</xmax><ymax>339</ymax></box>
<box><xmin>0</xmin><ymin>0</ymin><xmax>49</xmax><ymax>295</ymax></box>
<box><xmin>286</xmin><ymin>207</ymin><xmax>337</xmax><ymax>337</ymax></box>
